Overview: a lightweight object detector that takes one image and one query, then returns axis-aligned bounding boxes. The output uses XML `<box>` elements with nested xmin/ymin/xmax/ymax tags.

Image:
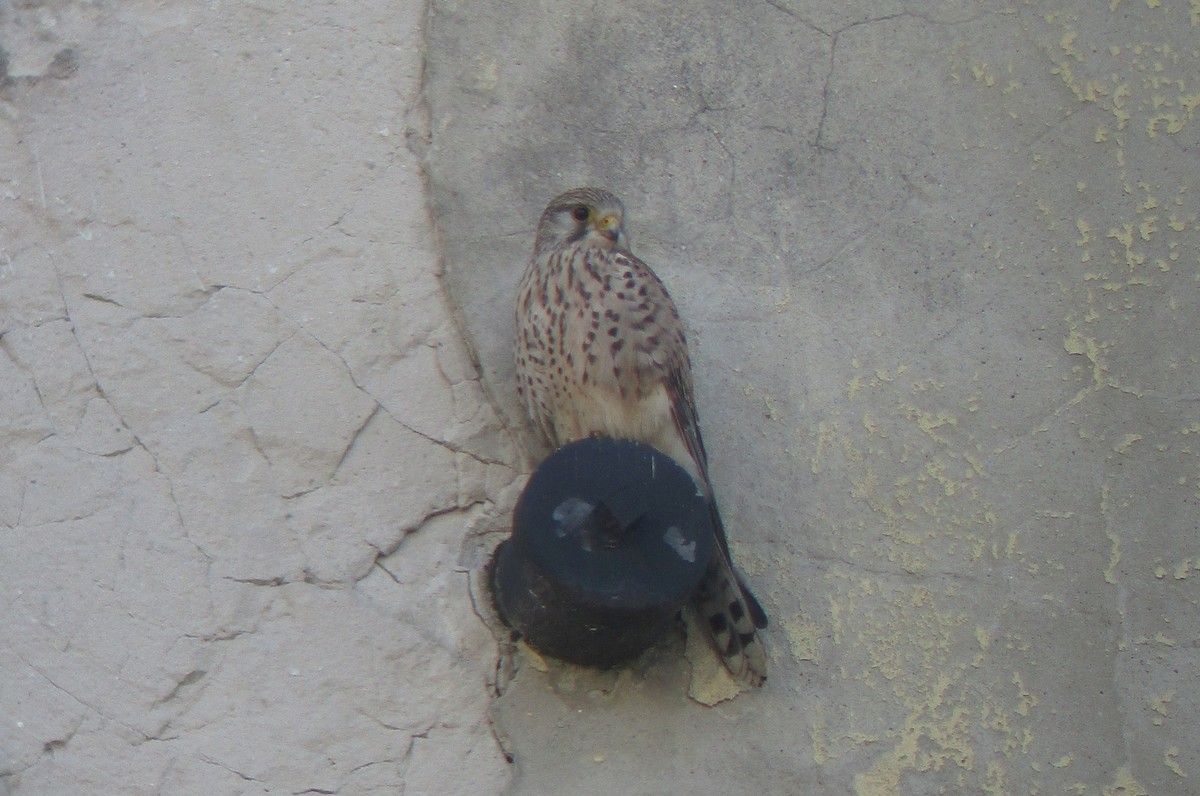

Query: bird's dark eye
<box><xmin>571</xmin><ymin>205</ymin><xmax>590</xmax><ymax>222</ymax></box>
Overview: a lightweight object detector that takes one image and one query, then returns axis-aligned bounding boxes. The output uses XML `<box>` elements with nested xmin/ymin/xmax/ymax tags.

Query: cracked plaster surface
<box><xmin>2</xmin><ymin>1</ymin><xmax>515</xmax><ymax>793</ymax></box>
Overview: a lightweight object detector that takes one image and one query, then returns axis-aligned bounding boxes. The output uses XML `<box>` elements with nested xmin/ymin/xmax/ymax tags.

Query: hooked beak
<box><xmin>595</xmin><ymin>213</ymin><xmax>621</xmax><ymax>242</ymax></box>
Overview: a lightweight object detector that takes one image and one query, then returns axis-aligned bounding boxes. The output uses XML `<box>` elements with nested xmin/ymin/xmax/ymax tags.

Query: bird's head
<box><xmin>534</xmin><ymin>187</ymin><xmax>629</xmax><ymax>256</ymax></box>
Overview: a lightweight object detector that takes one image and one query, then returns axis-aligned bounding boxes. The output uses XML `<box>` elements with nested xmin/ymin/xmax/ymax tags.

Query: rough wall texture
<box><xmin>2</xmin><ymin>0</ymin><xmax>1198</xmax><ymax>794</ymax></box>
<box><xmin>2</xmin><ymin>2</ymin><xmax>514</xmax><ymax>793</ymax></box>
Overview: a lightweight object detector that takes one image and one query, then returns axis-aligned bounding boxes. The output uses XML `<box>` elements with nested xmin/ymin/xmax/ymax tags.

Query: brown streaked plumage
<box><xmin>514</xmin><ymin>187</ymin><xmax>768</xmax><ymax>687</ymax></box>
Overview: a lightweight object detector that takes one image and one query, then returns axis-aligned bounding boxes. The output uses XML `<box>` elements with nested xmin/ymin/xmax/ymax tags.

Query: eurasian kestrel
<box><xmin>514</xmin><ymin>187</ymin><xmax>768</xmax><ymax>687</ymax></box>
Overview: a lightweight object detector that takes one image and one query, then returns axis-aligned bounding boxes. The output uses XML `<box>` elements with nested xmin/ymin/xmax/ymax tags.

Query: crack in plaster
<box><xmin>44</xmin><ymin>268</ymin><xmax>217</xmax><ymax>622</ymax></box>
<box><xmin>152</xmin><ymin>668</ymin><xmax>209</xmax><ymax>710</ymax></box>
<box><xmin>199</xmin><ymin>755</ymin><xmax>259</xmax><ymax>783</ymax></box>
<box><xmin>6</xmin><ymin>641</ymin><xmax>161</xmax><ymax>744</ymax></box>
<box><xmin>242</xmin><ymin>261</ymin><xmax>510</xmax><ymax>479</ymax></box>
<box><xmin>806</xmin><ymin>9</ymin><xmax>1019</xmax><ymax>152</ymax></box>
<box><xmin>0</xmin><ymin>706</ymin><xmax>85</xmax><ymax>780</ymax></box>
<box><xmin>405</xmin><ymin>52</ymin><xmax>521</xmax><ymax>480</ymax></box>
<box><xmin>314</xmin><ymin>402</ymin><xmax>382</xmax><ymax>489</ymax></box>
<box><xmin>367</xmin><ymin>501</ymin><xmax>489</xmax><ymax>587</ymax></box>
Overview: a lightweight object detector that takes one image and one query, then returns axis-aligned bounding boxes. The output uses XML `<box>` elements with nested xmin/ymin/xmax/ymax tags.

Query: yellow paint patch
<box><xmin>811</xmin><ymin>418</ymin><xmax>838</xmax><ymax>475</ymax></box>
<box><xmin>1102</xmin><ymin>766</ymin><xmax>1149</xmax><ymax>796</ymax></box>
<box><xmin>811</xmin><ymin>707</ymin><xmax>830</xmax><ymax>764</ymax></box>
<box><xmin>1103</xmin><ymin>487</ymin><xmax>1121</xmax><ymax>585</ymax></box>
<box><xmin>1114</xmin><ymin>433</ymin><xmax>1142</xmax><ymax>453</ymax></box>
<box><xmin>1013</xmin><ymin>671</ymin><xmax>1038</xmax><ymax>716</ymax></box>
<box><xmin>847</xmin><ymin>373</ymin><xmax>865</xmax><ymax>400</ymax></box>
<box><xmin>782</xmin><ymin>615</ymin><xmax>822</xmax><ymax>663</ymax></box>
<box><xmin>1061</xmin><ymin>31</ymin><xmax>1083</xmax><ymax>61</ymax></box>
<box><xmin>1151</xmin><ymin>689</ymin><xmax>1174</xmax><ymax>725</ymax></box>
<box><xmin>830</xmin><ymin>566</ymin><xmax>1030</xmax><ymax>792</ymax></box>
<box><xmin>1063</xmin><ymin>322</ymin><xmax>1106</xmax><ymax>388</ymax></box>
<box><xmin>1164</xmin><ymin>746</ymin><xmax>1187</xmax><ymax>778</ymax></box>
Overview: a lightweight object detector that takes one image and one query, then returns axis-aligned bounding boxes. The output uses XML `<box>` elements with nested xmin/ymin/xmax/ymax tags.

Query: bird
<box><xmin>514</xmin><ymin>187</ymin><xmax>768</xmax><ymax>687</ymax></box>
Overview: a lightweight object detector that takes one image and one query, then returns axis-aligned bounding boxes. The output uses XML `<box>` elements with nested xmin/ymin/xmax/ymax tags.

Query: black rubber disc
<box><xmin>491</xmin><ymin>437</ymin><xmax>715</xmax><ymax>668</ymax></box>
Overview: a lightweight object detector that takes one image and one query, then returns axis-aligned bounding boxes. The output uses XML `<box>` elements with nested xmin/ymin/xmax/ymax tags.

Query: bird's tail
<box><xmin>692</xmin><ymin>506</ymin><xmax>768</xmax><ymax>687</ymax></box>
